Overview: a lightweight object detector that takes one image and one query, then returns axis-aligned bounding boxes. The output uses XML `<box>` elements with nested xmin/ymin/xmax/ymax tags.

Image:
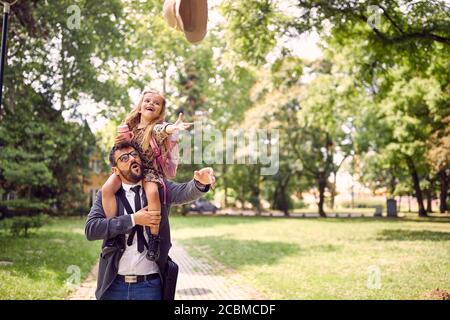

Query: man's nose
<box><xmin>130</xmin><ymin>154</ymin><xmax>140</xmax><ymax>162</ymax></box>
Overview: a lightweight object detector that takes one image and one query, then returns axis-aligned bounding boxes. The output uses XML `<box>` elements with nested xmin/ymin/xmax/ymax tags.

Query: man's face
<box><xmin>113</xmin><ymin>147</ymin><xmax>143</xmax><ymax>183</ymax></box>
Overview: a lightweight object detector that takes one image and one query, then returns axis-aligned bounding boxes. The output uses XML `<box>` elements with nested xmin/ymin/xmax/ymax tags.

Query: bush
<box><xmin>292</xmin><ymin>198</ymin><xmax>308</xmax><ymax>209</ymax></box>
<box><xmin>340</xmin><ymin>200</ymin><xmax>386</xmax><ymax>209</ymax></box>
<box><xmin>0</xmin><ymin>199</ymin><xmax>50</xmax><ymax>216</ymax></box>
<box><xmin>0</xmin><ymin>214</ymin><xmax>50</xmax><ymax>237</ymax></box>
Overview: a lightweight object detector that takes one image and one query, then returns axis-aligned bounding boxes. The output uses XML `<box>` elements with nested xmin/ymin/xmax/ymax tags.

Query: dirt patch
<box><xmin>427</xmin><ymin>288</ymin><xmax>450</xmax><ymax>300</ymax></box>
<box><xmin>0</xmin><ymin>260</ymin><xmax>13</xmax><ymax>266</ymax></box>
<box><xmin>51</xmin><ymin>238</ymin><xmax>66</xmax><ymax>244</ymax></box>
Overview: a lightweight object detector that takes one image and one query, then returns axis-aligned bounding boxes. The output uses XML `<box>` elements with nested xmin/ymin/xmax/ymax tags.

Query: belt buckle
<box><xmin>124</xmin><ymin>275</ymin><xmax>137</xmax><ymax>283</ymax></box>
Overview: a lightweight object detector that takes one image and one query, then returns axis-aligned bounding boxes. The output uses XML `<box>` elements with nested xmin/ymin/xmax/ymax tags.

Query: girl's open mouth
<box><xmin>145</xmin><ymin>106</ymin><xmax>155</xmax><ymax>112</ymax></box>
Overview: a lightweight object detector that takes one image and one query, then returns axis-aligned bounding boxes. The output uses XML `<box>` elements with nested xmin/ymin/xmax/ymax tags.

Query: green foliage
<box><xmin>0</xmin><ymin>1</ymin><xmax>133</xmax><ymax>216</ymax></box>
<box><xmin>4</xmin><ymin>0</ymin><xmax>446</xmax><ymax>218</ymax></box>
<box><xmin>221</xmin><ymin>0</ymin><xmax>284</xmax><ymax>65</ymax></box>
<box><xmin>0</xmin><ymin>214</ymin><xmax>50</xmax><ymax>237</ymax></box>
<box><xmin>0</xmin><ymin>199</ymin><xmax>49</xmax><ymax>212</ymax></box>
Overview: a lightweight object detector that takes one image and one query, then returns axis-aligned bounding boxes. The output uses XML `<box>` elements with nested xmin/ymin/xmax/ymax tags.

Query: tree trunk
<box><xmin>221</xmin><ymin>165</ymin><xmax>228</xmax><ymax>208</ymax></box>
<box><xmin>438</xmin><ymin>169</ymin><xmax>448</xmax><ymax>213</ymax></box>
<box><xmin>250</xmin><ymin>184</ymin><xmax>262</xmax><ymax>215</ymax></box>
<box><xmin>426</xmin><ymin>178</ymin><xmax>435</xmax><ymax>213</ymax></box>
<box><xmin>330</xmin><ymin>172</ymin><xmax>337</xmax><ymax>210</ymax></box>
<box><xmin>272</xmin><ymin>175</ymin><xmax>291</xmax><ymax>216</ymax></box>
<box><xmin>406</xmin><ymin>157</ymin><xmax>427</xmax><ymax>217</ymax></box>
<box><xmin>389</xmin><ymin>172</ymin><xmax>397</xmax><ymax>197</ymax></box>
<box><xmin>317</xmin><ymin>172</ymin><xmax>327</xmax><ymax>217</ymax></box>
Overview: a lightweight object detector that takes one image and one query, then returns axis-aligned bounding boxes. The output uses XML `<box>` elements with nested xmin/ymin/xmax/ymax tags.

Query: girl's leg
<box><xmin>102</xmin><ymin>174</ymin><xmax>122</xmax><ymax>218</ymax></box>
<box><xmin>143</xmin><ymin>180</ymin><xmax>161</xmax><ymax>261</ymax></box>
<box><xmin>142</xmin><ymin>180</ymin><xmax>161</xmax><ymax>235</ymax></box>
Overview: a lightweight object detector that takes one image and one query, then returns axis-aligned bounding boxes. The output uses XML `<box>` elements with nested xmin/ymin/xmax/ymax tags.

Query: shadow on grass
<box><xmin>171</xmin><ymin>214</ymin><xmax>273</xmax><ymax>230</ymax></box>
<box><xmin>376</xmin><ymin>229</ymin><xmax>450</xmax><ymax>241</ymax></box>
<box><xmin>313</xmin><ymin>216</ymin><xmax>450</xmax><ymax>224</ymax></box>
<box><xmin>181</xmin><ymin>236</ymin><xmax>303</xmax><ymax>269</ymax></box>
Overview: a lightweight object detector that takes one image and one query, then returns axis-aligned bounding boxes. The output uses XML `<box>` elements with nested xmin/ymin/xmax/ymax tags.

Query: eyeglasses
<box><xmin>116</xmin><ymin>150</ymin><xmax>139</xmax><ymax>164</ymax></box>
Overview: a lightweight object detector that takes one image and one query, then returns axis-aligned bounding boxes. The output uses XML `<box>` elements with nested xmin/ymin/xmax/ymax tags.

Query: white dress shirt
<box><xmin>117</xmin><ymin>181</ymin><xmax>160</xmax><ymax>276</ymax></box>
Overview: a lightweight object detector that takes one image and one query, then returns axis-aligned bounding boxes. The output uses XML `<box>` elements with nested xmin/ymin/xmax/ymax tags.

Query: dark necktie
<box><xmin>127</xmin><ymin>185</ymin><xmax>147</xmax><ymax>253</ymax></box>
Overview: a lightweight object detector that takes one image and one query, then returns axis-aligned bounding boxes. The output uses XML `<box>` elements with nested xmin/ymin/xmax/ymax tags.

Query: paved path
<box><xmin>67</xmin><ymin>242</ymin><xmax>265</xmax><ymax>300</ymax></box>
<box><xmin>67</xmin><ymin>262</ymin><xmax>98</xmax><ymax>300</ymax></box>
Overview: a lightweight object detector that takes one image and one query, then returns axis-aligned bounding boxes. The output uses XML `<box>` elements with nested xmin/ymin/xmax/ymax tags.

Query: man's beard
<box><xmin>119</xmin><ymin>161</ymin><xmax>143</xmax><ymax>183</ymax></box>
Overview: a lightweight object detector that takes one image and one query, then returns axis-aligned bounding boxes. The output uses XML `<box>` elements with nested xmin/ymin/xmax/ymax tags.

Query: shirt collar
<box><xmin>122</xmin><ymin>181</ymin><xmax>142</xmax><ymax>192</ymax></box>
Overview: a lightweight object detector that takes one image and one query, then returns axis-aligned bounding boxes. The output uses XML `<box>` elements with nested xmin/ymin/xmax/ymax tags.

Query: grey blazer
<box><xmin>85</xmin><ymin>179</ymin><xmax>209</xmax><ymax>300</ymax></box>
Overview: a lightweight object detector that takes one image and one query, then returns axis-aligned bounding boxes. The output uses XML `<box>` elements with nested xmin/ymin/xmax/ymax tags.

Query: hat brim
<box><xmin>179</xmin><ymin>0</ymin><xmax>208</xmax><ymax>44</ymax></box>
<box><xmin>163</xmin><ymin>0</ymin><xmax>208</xmax><ymax>44</ymax></box>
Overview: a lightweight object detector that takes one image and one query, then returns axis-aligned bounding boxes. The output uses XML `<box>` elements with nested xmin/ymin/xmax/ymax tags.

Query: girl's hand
<box><xmin>166</xmin><ymin>113</ymin><xmax>193</xmax><ymax>134</ymax></box>
<box><xmin>115</xmin><ymin>133</ymin><xmax>128</xmax><ymax>144</ymax></box>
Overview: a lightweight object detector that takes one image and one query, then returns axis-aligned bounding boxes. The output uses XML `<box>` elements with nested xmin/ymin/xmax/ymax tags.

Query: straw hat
<box><xmin>163</xmin><ymin>0</ymin><xmax>208</xmax><ymax>44</ymax></box>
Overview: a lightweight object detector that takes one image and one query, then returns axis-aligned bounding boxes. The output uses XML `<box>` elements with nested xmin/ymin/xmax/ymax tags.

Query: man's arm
<box><xmin>85</xmin><ymin>190</ymin><xmax>134</xmax><ymax>241</ymax></box>
<box><xmin>166</xmin><ymin>179</ymin><xmax>210</xmax><ymax>206</ymax></box>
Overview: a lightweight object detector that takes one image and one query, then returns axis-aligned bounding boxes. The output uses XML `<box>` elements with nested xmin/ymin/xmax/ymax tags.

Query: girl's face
<box><xmin>139</xmin><ymin>93</ymin><xmax>164</xmax><ymax>121</ymax></box>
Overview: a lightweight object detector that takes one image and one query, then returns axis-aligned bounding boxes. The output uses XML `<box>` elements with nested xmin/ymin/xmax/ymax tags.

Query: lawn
<box><xmin>0</xmin><ymin>217</ymin><xmax>100</xmax><ymax>299</ymax></box>
<box><xmin>170</xmin><ymin>214</ymin><xmax>450</xmax><ymax>299</ymax></box>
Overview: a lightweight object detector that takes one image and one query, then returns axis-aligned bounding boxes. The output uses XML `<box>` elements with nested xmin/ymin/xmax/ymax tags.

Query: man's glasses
<box><xmin>116</xmin><ymin>150</ymin><xmax>139</xmax><ymax>164</ymax></box>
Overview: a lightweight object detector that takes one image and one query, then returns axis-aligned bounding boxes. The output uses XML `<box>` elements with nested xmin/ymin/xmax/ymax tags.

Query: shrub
<box><xmin>0</xmin><ymin>214</ymin><xmax>50</xmax><ymax>237</ymax></box>
<box><xmin>0</xmin><ymin>199</ymin><xmax>50</xmax><ymax>216</ymax></box>
<box><xmin>340</xmin><ymin>200</ymin><xmax>386</xmax><ymax>209</ymax></box>
<box><xmin>292</xmin><ymin>198</ymin><xmax>308</xmax><ymax>209</ymax></box>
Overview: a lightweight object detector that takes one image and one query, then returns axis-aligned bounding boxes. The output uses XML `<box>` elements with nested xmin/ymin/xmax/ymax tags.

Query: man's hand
<box><xmin>194</xmin><ymin>167</ymin><xmax>215</xmax><ymax>186</ymax></box>
<box><xmin>133</xmin><ymin>206</ymin><xmax>161</xmax><ymax>228</ymax></box>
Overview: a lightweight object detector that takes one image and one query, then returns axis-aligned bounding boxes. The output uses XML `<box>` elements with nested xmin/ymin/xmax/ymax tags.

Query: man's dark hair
<box><xmin>109</xmin><ymin>141</ymin><xmax>140</xmax><ymax>167</ymax></box>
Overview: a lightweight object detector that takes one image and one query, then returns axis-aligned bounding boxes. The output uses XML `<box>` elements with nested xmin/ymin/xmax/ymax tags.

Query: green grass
<box><xmin>0</xmin><ymin>217</ymin><xmax>100</xmax><ymax>299</ymax></box>
<box><xmin>170</xmin><ymin>214</ymin><xmax>450</xmax><ymax>299</ymax></box>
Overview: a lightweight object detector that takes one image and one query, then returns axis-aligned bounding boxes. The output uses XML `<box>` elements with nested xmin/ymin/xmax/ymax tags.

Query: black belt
<box><xmin>117</xmin><ymin>273</ymin><xmax>159</xmax><ymax>283</ymax></box>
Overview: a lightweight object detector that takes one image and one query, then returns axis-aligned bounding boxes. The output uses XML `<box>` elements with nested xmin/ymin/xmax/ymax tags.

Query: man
<box><xmin>85</xmin><ymin>141</ymin><xmax>214</xmax><ymax>300</ymax></box>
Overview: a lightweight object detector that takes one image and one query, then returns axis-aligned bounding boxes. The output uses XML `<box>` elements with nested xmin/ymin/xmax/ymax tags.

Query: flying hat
<box><xmin>163</xmin><ymin>0</ymin><xmax>208</xmax><ymax>44</ymax></box>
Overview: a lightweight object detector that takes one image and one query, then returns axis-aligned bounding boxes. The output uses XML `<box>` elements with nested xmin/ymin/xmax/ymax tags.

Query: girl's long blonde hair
<box><xmin>124</xmin><ymin>90</ymin><xmax>167</xmax><ymax>153</ymax></box>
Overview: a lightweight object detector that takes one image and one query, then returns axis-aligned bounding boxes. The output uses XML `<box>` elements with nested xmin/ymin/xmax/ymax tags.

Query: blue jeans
<box><xmin>101</xmin><ymin>276</ymin><xmax>162</xmax><ymax>300</ymax></box>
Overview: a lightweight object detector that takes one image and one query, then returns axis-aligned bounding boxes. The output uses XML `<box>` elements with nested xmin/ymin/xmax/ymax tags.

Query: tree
<box><xmin>1</xmin><ymin>0</ymin><xmax>132</xmax><ymax>215</ymax></box>
<box><xmin>428</xmin><ymin>115</ymin><xmax>450</xmax><ymax>213</ymax></box>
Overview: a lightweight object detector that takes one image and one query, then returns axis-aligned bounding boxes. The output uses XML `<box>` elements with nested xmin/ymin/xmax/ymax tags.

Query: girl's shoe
<box><xmin>146</xmin><ymin>234</ymin><xmax>161</xmax><ymax>261</ymax></box>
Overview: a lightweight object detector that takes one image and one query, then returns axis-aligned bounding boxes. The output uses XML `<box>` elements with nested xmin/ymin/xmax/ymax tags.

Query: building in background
<box><xmin>83</xmin><ymin>151</ymin><xmax>110</xmax><ymax>208</ymax></box>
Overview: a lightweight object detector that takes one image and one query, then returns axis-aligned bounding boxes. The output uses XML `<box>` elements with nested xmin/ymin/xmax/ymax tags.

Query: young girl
<box><xmin>102</xmin><ymin>89</ymin><xmax>192</xmax><ymax>261</ymax></box>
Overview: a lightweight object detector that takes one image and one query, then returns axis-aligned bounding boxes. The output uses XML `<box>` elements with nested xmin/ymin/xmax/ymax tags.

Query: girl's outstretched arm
<box><xmin>164</xmin><ymin>112</ymin><xmax>193</xmax><ymax>135</ymax></box>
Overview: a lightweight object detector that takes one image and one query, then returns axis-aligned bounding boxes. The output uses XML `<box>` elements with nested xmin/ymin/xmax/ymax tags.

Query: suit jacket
<box><xmin>85</xmin><ymin>179</ymin><xmax>209</xmax><ymax>300</ymax></box>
